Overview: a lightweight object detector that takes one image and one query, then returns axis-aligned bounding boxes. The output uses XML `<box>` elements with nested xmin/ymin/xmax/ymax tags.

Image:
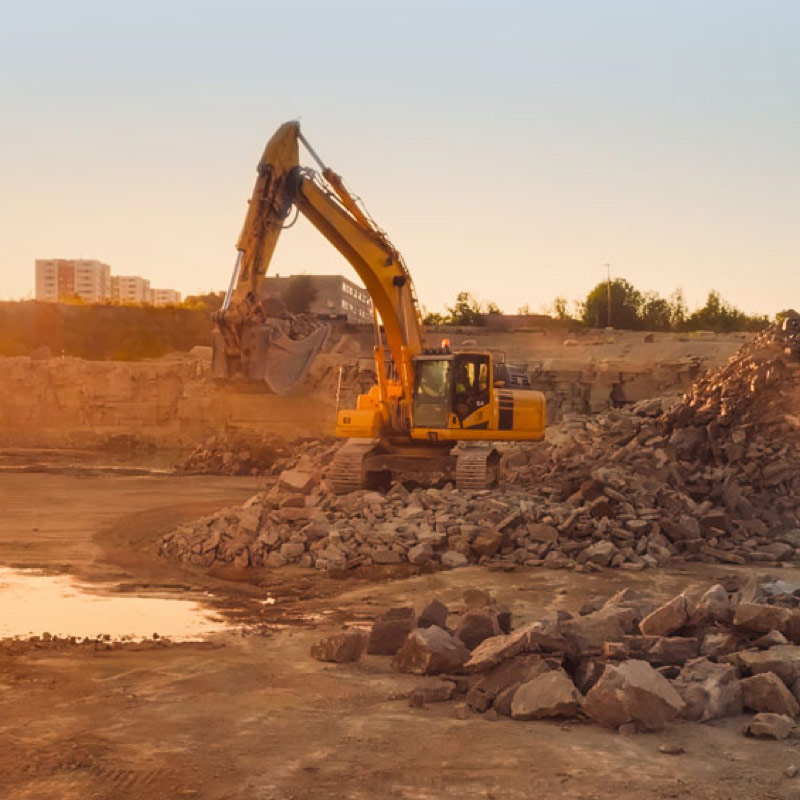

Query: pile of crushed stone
<box><xmin>160</xmin><ymin>325</ymin><xmax>800</xmax><ymax>572</ymax></box>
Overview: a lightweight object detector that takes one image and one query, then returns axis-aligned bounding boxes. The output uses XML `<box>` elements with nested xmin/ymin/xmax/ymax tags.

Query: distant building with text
<box><xmin>35</xmin><ymin>259</ymin><xmax>180</xmax><ymax>306</ymax></box>
<box><xmin>148</xmin><ymin>288</ymin><xmax>182</xmax><ymax>306</ymax></box>
<box><xmin>259</xmin><ymin>274</ymin><xmax>372</xmax><ymax>323</ymax></box>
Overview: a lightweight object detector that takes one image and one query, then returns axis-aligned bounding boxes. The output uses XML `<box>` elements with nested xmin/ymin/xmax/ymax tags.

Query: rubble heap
<box><xmin>312</xmin><ymin>579</ymin><xmax>800</xmax><ymax>738</ymax></box>
<box><xmin>175</xmin><ymin>434</ymin><xmax>338</xmax><ymax>477</ymax></box>
<box><xmin>160</xmin><ymin>328</ymin><xmax>800</xmax><ymax>571</ymax></box>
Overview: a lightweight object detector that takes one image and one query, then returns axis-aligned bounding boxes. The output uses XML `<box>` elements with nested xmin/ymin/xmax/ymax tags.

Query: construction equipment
<box><xmin>213</xmin><ymin>122</ymin><xmax>546</xmax><ymax>490</ymax></box>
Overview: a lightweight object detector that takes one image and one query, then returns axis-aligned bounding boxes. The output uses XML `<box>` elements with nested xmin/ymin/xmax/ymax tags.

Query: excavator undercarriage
<box><xmin>328</xmin><ymin>439</ymin><xmax>501</xmax><ymax>494</ymax></box>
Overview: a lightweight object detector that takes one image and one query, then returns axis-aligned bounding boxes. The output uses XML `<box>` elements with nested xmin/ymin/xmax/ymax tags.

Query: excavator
<box><xmin>212</xmin><ymin>121</ymin><xmax>546</xmax><ymax>492</ymax></box>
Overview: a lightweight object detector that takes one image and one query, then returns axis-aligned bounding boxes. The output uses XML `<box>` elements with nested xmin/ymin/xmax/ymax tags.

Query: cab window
<box><xmin>413</xmin><ymin>359</ymin><xmax>451</xmax><ymax>428</ymax></box>
<box><xmin>453</xmin><ymin>354</ymin><xmax>490</xmax><ymax>422</ymax></box>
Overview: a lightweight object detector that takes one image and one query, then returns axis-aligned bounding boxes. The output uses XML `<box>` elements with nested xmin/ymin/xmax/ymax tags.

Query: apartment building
<box><xmin>111</xmin><ymin>275</ymin><xmax>151</xmax><ymax>304</ymax></box>
<box><xmin>34</xmin><ymin>260</ymin><xmax>181</xmax><ymax>306</ymax></box>
<box><xmin>35</xmin><ymin>259</ymin><xmax>112</xmax><ymax>303</ymax></box>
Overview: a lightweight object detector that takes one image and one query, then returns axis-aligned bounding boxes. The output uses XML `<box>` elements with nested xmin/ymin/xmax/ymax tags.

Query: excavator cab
<box><xmin>410</xmin><ymin>351</ymin><xmax>542</xmax><ymax>440</ymax></box>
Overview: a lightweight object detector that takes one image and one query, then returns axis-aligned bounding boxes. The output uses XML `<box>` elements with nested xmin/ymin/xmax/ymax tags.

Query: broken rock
<box><xmin>407</xmin><ymin>679</ymin><xmax>456</xmax><ymax>705</ymax></box>
<box><xmin>743</xmin><ymin>713</ymin><xmax>794</xmax><ymax>740</ymax></box>
<box><xmin>418</xmin><ymin>599</ymin><xmax>448</xmax><ymax>630</ymax></box>
<box><xmin>455</xmin><ymin>609</ymin><xmax>502</xmax><ymax>651</ymax></box>
<box><xmin>279</xmin><ymin>469</ymin><xmax>315</xmax><ymax>494</ymax></box>
<box><xmin>511</xmin><ymin>669</ymin><xmax>582</xmax><ymax>720</ymax></box>
<box><xmin>673</xmin><ymin>658</ymin><xmax>742</xmax><ymax>722</ymax></box>
<box><xmin>640</xmin><ymin>593</ymin><xmax>691</xmax><ymax>637</ymax></box>
<box><xmin>582</xmin><ymin>659</ymin><xmax>686</xmax><ymax>731</ymax></box>
<box><xmin>368</xmin><ymin>607</ymin><xmax>417</xmax><ymax>655</ymax></box>
<box><xmin>734</xmin><ymin>602</ymin><xmax>791</xmax><ymax>635</ymax></box>
<box><xmin>393</xmin><ymin>626</ymin><xmax>470</xmax><ymax>675</ymax></box>
<box><xmin>740</xmin><ymin>673</ymin><xmax>800</xmax><ymax>717</ymax></box>
<box><xmin>310</xmin><ymin>629</ymin><xmax>368</xmax><ymax>663</ymax></box>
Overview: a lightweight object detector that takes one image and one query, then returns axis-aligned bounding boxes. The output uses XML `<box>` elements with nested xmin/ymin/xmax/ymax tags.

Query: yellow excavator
<box><xmin>212</xmin><ymin>122</ymin><xmax>546</xmax><ymax>492</ymax></box>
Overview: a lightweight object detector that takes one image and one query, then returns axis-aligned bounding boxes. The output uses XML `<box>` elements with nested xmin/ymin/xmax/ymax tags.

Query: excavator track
<box><xmin>455</xmin><ymin>446</ymin><xmax>501</xmax><ymax>491</ymax></box>
<box><xmin>328</xmin><ymin>441</ymin><xmax>377</xmax><ymax>494</ymax></box>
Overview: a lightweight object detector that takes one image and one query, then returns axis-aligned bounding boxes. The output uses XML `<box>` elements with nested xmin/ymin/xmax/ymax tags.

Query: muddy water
<box><xmin>0</xmin><ymin>567</ymin><xmax>228</xmax><ymax>641</ymax></box>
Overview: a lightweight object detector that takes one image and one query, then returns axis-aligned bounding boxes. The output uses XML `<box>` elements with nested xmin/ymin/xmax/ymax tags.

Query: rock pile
<box><xmin>175</xmin><ymin>434</ymin><xmax>338</xmax><ymax>478</ymax></box>
<box><xmin>312</xmin><ymin>580</ymin><xmax>800</xmax><ymax>737</ymax></box>
<box><xmin>161</xmin><ymin>328</ymin><xmax>800</xmax><ymax>571</ymax></box>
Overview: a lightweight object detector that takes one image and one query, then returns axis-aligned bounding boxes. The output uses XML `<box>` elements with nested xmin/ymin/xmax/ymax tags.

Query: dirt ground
<box><xmin>2</xmin><ymin>471</ymin><xmax>800</xmax><ymax>799</ymax></box>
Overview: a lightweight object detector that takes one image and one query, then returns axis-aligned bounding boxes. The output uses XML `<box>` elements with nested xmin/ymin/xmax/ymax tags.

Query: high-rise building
<box><xmin>148</xmin><ymin>288</ymin><xmax>182</xmax><ymax>306</ymax></box>
<box><xmin>35</xmin><ymin>259</ymin><xmax>112</xmax><ymax>303</ymax></box>
<box><xmin>34</xmin><ymin>260</ymin><xmax>181</xmax><ymax>306</ymax></box>
<box><xmin>111</xmin><ymin>275</ymin><xmax>151</xmax><ymax>304</ymax></box>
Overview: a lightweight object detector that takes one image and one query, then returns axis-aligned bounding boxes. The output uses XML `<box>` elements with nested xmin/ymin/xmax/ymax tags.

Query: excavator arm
<box><xmin>212</xmin><ymin>121</ymin><xmax>424</xmax><ymax>405</ymax></box>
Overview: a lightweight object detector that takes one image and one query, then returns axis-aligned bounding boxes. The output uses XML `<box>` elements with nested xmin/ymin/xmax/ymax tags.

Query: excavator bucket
<box><xmin>244</xmin><ymin>322</ymin><xmax>329</xmax><ymax>394</ymax></box>
<box><xmin>212</xmin><ymin>319</ymin><xmax>329</xmax><ymax>395</ymax></box>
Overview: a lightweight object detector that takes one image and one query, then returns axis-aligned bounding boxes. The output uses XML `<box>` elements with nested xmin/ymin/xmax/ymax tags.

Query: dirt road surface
<box><xmin>2</xmin><ymin>473</ymin><xmax>799</xmax><ymax>799</ymax></box>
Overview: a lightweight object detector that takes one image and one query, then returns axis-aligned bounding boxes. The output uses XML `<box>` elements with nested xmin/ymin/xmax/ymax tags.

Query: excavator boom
<box><xmin>212</xmin><ymin>122</ymin><xmax>423</xmax><ymax>401</ymax></box>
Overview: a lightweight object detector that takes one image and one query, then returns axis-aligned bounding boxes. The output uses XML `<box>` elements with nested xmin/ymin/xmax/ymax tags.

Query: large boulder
<box><xmin>582</xmin><ymin>659</ymin><xmax>686</xmax><ymax>731</ymax></box>
<box><xmin>310</xmin><ymin>629</ymin><xmax>368</xmax><ymax>663</ymax></box>
<box><xmin>393</xmin><ymin>626</ymin><xmax>470</xmax><ymax>675</ymax></box>
<box><xmin>644</xmin><ymin>637</ymin><xmax>700</xmax><ymax>667</ymax></box>
<box><xmin>733</xmin><ymin>602</ymin><xmax>791</xmax><ymax>635</ymax></box>
<box><xmin>454</xmin><ymin>609</ymin><xmax>502</xmax><ymax>651</ymax></box>
<box><xmin>740</xmin><ymin>673</ymin><xmax>800</xmax><ymax>717</ymax></box>
<box><xmin>510</xmin><ymin>669</ymin><xmax>582</xmax><ymax>720</ymax></box>
<box><xmin>561</xmin><ymin>608</ymin><xmax>631</xmax><ymax>654</ymax></box>
<box><xmin>418</xmin><ymin>599</ymin><xmax>449</xmax><ymax>630</ymax></box>
<box><xmin>743</xmin><ymin>713</ymin><xmax>795</xmax><ymax>739</ymax></box>
<box><xmin>368</xmin><ymin>607</ymin><xmax>417</xmax><ymax>655</ymax></box>
<box><xmin>407</xmin><ymin>542</ymin><xmax>433</xmax><ymax>566</ymax></box>
<box><xmin>279</xmin><ymin>469</ymin><xmax>315</xmax><ymax>494</ymax></box>
<box><xmin>583</xmin><ymin>540</ymin><xmax>618</xmax><ymax>567</ymax></box>
<box><xmin>672</xmin><ymin>658</ymin><xmax>742</xmax><ymax>721</ymax></box>
<box><xmin>639</xmin><ymin>593</ymin><xmax>691</xmax><ymax>637</ymax></box>
<box><xmin>464</xmin><ymin>619</ymin><xmax>555</xmax><ymax>672</ymax></box>
<box><xmin>730</xmin><ymin>645</ymin><xmax>800</xmax><ymax>685</ymax></box>
<box><xmin>466</xmin><ymin>655</ymin><xmax>551</xmax><ymax>712</ymax></box>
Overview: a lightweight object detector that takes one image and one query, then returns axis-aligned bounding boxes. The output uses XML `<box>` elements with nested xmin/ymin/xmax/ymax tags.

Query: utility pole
<box><xmin>605</xmin><ymin>263</ymin><xmax>612</xmax><ymax>328</ymax></box>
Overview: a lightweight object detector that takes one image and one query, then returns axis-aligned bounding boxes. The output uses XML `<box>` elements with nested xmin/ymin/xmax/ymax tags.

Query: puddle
<box><xmin>0</xmin><ymin>567</ymin><xmax>229</xmax><ymax>641</ymax></box>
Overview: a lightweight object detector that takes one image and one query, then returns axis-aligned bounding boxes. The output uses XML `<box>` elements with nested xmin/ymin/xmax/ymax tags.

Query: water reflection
<box><xmin>0</xmin><ymin>567</ymin><xmax>228</xmax><ymax>641</ymax></box>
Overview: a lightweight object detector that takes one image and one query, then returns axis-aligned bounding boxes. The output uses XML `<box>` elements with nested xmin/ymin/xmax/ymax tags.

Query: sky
<box><xmin>1</xmin><ymin>0</ymin><xmax>798</xmax><ymax>316</ymax></box>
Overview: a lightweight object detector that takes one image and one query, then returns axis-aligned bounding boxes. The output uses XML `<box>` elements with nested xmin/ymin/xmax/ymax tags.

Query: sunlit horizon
<box><xmin>2</xmin><ymin>0</ymin><xmax>798</xmax><ymax>318</ymax></box>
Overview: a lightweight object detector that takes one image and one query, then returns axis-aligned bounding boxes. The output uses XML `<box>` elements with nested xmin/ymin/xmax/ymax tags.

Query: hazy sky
<box><xmin>1</xmin><ymin>0</ymin><xmax>798</xmax><ymax>316</ymax></box>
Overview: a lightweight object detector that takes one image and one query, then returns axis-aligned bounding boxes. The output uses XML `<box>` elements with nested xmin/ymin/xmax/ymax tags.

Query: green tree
<box><xmin>639</xmin><ymin>292</ymin><xmax>672</xmax><ymax>331</ymax></box>
<box><xmin>281</xmin><ymin>275</ymin><xmax>318</xmax><ymax>314</ymax></box>
<box><xmin>551</xmin><ymin>296</ymin><xmax>571</xmax><ymax>321</ymax></box>
<box><xmin>484</xmin><ymin>301</ymin><xmax>502</xmax><ymax>315</ymax></box>
<box><xmin>422</xmin><ymin>309</ymin><xmax>446</xmax><ymax>325</ymax></box>
<box><xmin>668</xmin><ymin>289</ymin><xmax>688</xmax><ymax>329</ymax></box>
<box><xmin>446</xmin><ymin>292</ymin><xmax>485</xmax><ymax>326</ymax></box>
<box><xmin>684</xmin><ymin>290</ymin><xmax>767</xmax><ymax>333</ymax></box>
<box><xmin>581</xmin><ymin>278</ymin><xmax>643</xmax><ymax>329</ymax></box>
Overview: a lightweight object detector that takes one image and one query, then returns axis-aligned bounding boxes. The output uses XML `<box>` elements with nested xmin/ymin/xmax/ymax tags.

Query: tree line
<box><xmin>423</xmin><ymin>280</ymin><xmax>778</xmax><ymax>333</ymax></box>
